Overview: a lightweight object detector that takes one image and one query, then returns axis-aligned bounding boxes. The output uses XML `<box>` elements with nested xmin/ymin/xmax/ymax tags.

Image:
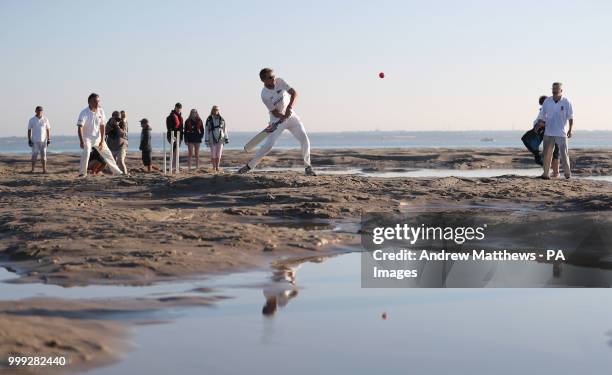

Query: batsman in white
<box><xmin>238</xmin><ymin>68</ymin><xmax>316</xmax><ymax>176</ymax></box>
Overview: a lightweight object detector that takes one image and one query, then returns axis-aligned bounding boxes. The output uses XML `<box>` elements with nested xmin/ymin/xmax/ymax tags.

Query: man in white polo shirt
<box><xmin>77</xmin><ymin>93</ymin><xmax>123</xmax><ymax>177</ymax></box>
<box><xmin>27</xmin><ymin>105</ymin><xmax>51</xmax><ymax>173</ymax></box>
<box><xmin>536</xmin><ymin>82</ymin><xmax>574</xmax><ymax>179</ymax></box>
<box><xmin>237</xmin><ymin>68</ymin><xmax>316</xmax><ymax>176</ymax></box>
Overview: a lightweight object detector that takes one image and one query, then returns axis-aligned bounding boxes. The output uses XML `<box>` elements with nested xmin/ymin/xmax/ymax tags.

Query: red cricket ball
<box><xmin>379</xmin><ymin>72</ymin><xmax>385</xmax><ymax>79</ymax></box>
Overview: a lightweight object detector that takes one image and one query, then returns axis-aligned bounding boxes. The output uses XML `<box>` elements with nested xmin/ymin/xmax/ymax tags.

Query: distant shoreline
<box><xmin>3</xmin><ymin>146</ymin><xmax>612</xmax><ymax>157</ymax></box>
<box><xmin>3</xmin><ymin>130</ymin><xmax>612</xmax><ymax>153</ymax></box>
<box><xmin>3</xmin><ymin>129</ymin><xmax>612</xmax><ymax>138</ymax></box>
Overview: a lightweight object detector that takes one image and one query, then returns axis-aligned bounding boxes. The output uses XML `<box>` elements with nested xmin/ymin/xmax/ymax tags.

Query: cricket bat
<box><xmin>243</xmin><ymin>118</ymin><xmax>283</xmax><ymax>152</ymax></box>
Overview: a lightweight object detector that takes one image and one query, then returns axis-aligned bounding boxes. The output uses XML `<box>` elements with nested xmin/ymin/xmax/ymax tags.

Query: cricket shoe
<box><xmin>237</xmin><ymin>165</ymin><xmax>251</xmax><ymax>174</ymax></box>
<box><xmin>305</xmin><ymin>166</ymin><xmax>317</xmax><ymax>176</ymax></box>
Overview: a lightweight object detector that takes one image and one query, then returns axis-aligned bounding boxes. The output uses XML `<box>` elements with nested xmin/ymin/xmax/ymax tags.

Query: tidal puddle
<box><xmin>322</xmin><ymin>167</ymin><xmax>544</xmax><ymax>178</ymax></box>
<box><xmin>3</xmin><ymin>249</ymin><xmax>612</xmax><ymax>374</ymax></box>
<box><xmin>253</xmin><ymin>166</ymin><xmax>543</xmax><ymax>177</ymax></box>
<box><xmin>586</xmin><ymin>175</ymin><xmax>612</xmax><ymax>182</ymax></box>
<box><xmin>255</xmin><ymin>166</ymin><xmax>611</xmax><ymax>181</ymax></box>
<box><xmin>69</xmin><ymin>252</ymin><xmax>612</xmax><ymax>375</ymax></box>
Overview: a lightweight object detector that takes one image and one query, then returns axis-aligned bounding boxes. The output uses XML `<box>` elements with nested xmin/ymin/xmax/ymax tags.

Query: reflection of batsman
<box><xmin>262</xmin><ymin>265</ymin><xmax>300</xmax><ymax>317</ymax></box>
<box><xmin>238</xmin><ymin>68</ymin><xmax>316</xmax><ymax>176</ymax></box>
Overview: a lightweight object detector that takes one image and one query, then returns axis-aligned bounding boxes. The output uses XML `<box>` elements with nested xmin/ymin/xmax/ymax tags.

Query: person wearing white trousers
<box><xmin>79</xmin><ymin>136</ymin><xmax>123</xmax><ymax>176</ymax></box>
<box><xmin>541</xmin><ymin>135</ymin><xmax>570</xmax><ymax>179</ymax></box>
<box><xmin>247</xmin><ymin>115</ymin><xmax>311</xmax><ymax>170</ymax></box>
<box><xmin>238</xmin><ymin>68</ymin><xmax>316</xmax><ymax>176</ymax></box>
<box><xmin>535</xmin><ymin>82</ymin><xmax>574</xmax><ymax>179</ymax></box>
<box><xmin>77</xmin><ymin>93</ymin><xmax>123</xmax><ymax>177</ymax></box>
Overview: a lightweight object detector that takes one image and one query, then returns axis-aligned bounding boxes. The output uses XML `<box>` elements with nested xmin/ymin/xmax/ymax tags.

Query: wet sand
<box><xmin>0</xmin><ymin>295</ymin><xmax>226</xmax><ymax>374</ymax></box>
<box><xmin>1</xmin><ymin>148</ymin><xmax>611</xmax><ymax>372</ymax></box>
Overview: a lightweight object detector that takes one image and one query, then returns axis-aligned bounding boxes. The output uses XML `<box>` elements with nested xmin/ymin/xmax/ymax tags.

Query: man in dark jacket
<box><xmin>166</xmin><ymin>103</ymin><xmax>183</xmax><ymax>163</ymax></box>
<box><xmin>139</xmin><ymin>118</ymin><xmax>153</xmax><ymax>172</ymax></box>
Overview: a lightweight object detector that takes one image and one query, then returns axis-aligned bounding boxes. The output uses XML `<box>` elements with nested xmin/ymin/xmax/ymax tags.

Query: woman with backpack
<box><xmin>205</xmin><ymin>105</ymin><xmax>229</xmax><ymax>172</ymax></box>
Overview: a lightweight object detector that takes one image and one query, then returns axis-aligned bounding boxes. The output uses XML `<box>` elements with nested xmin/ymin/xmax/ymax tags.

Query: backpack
<box><xmin>521</xmin><ymin>128</ymin><xmax>543</xmax><ymax>155</ymax></box>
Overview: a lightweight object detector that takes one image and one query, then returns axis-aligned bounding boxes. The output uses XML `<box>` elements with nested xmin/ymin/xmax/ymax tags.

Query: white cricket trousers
<box><xmin>542</xmin><ymin>135</ymin><xmax>571</xmax><ymax>178</ymax></box>
<box><xmin>79</xmin><ymin>137</ymin><xmax>124</xmax><ymax>176</ymax></box>
<box><xmin>247</xmin><ymin>115</ymin><xmax>311</xmax><ymax>169</ymax></box>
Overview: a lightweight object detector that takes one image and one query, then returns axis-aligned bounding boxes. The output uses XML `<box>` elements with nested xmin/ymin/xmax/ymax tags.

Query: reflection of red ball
<box><xmin>379</xmin><ymin>72</ymin><xmax>385</xmax><ymax>79</ymax></box>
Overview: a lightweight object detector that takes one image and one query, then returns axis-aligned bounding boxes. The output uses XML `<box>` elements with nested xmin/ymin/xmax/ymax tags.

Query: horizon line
<box><xmin>2</xmin><ymin>129</ymin><xmax>612</xmax><ymax>138</ymax></box>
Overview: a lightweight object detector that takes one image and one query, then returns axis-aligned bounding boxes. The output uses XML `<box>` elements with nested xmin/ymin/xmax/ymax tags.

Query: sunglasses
<box><xmin>265</xmin><ymin>76</ymin><xmax>275</xmax><ymax>81</ymax></box>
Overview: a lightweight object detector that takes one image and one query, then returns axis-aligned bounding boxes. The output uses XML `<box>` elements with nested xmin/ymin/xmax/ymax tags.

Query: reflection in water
<box><xmin>553</xmin><ymin>262</ymin><xmax>562</xmax><ymax>278</ymax></box>
<box><xmin>260</xmin><ymin>257</ymin><xmax>329</xmax><ymax>346</ymax></box>
<box><xmin>261</xmin><ymin>257</ymin><xmax>329</xmax><ymax>317</ymax></box>
<box><xmin>262</xmin><ymin>265</ymin><xmax>300</xmax><ymax>317</ymax></box>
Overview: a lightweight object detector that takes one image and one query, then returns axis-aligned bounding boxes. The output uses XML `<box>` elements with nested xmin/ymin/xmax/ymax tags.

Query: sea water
<box><xmin>2</xmin><ymin>131</ymin><xmax>612</xmax><ymax>154</ymax></box>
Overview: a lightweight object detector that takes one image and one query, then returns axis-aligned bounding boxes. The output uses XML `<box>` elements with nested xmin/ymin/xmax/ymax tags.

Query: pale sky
<box><xmin>1</xmin><ymin>0</ymin><xmax>611</xmax><ymax>137</ymax></box>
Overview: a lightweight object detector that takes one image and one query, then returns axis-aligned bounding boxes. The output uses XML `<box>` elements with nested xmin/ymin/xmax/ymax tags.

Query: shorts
<box><xmin>31</xmin><ymin>141</ymin><xmax>47</xmax><ymax>161</ymax></box>
<box><xmin>142</xmin><ymin>150</ymin><xmax>152</xmax><ymax>166</ymax></box>
<box><xmin>184</xmin><ymin>132</ymin><xmax>202</xmax><ymax>144</ymax></box>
